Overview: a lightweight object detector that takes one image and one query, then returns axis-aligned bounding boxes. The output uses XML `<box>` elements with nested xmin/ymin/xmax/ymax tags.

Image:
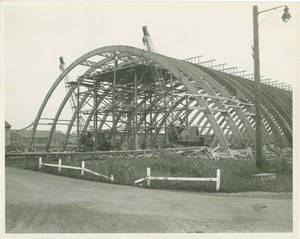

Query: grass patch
<box><xmin>5</xmin><ymin>151</ymin><xmax>292</xmax><ymax>192</ymax></box>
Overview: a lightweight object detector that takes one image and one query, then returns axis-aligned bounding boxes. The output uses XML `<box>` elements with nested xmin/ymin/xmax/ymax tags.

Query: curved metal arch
<box><xmin>200</xmin><ymin>68</ymin><xmax>256</xmax><ymax>144</ymax></box>
<box><xmin>141</xmin><ymin>81</ymin><xmax>234</xmax><ymax>143</ymax></box>
<box><xmin>35</xmin><ymin>46</ymin><xmax>228</xmax><ymax>150</ymax></box>
<box><xmin>152</xmin><ymin>97</ymin><xmax>234</xmax><ymax>143</ymax></box>
<box><xmin>31</xmin><ymin>44</ymin><xmax>292</xmax><ymax>151</ymax></box>
<box><xmin>30</xmin><ymin>56</ymin><xmax>115</xmax><ymax>146</ymax></box>
<box><xmin>169</xmin><ymin>58</ymin><xmax>243</xmax><ymax>147</ymax></box>
<box><xmin>208</xmin><ymin>71</ymin><xmax>281</xmax><ymax>144</ymax></box>
<box><xmin>139</xmin><ymin>51</ymin><xmax>229</xmax><ymax>149</ymax></box>
<box><xmin>31</xmin><ymin>50</ymin><xmax>141</xmax><ymax>147</ymax></box>
<box><xmin>263</xmin><ymin>86</ymin><xmax>292</xmax><ymax>127</ymax></box>
<box><xmin>221</xmin><ymin>74</ymin><xmax>287</xmax><ymax>147</ymax></box>
<box><xmin>45</xmin><ymin>56</ymin><xmax>121</xmax><ymax>150</ymax></box>
<box><xmin>45</xmin><ymin>84</ymin><xmax>77</xmax><ymax>151</ymax></box>
<box><xmin>185</xmin><ymin>63</ymin><xmax>256</xmax><ymax>143</ymax></box>
<box><xmin>109</xmin><ymin>48</ymin><xmax>229</xmax><ymax>148</ymax></box>
<box><xmin>240</xmin><ymin>78</ymin><xmax>291</xmax><ymax>146</ymax></box>
<box><xmin>261</xmin><ymin>87</ymin><xmax>292</xmax><ymax>136</ymax></box>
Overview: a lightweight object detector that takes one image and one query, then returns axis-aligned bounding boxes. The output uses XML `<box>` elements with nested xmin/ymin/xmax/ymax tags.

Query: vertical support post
<box><xmin>163</xmin><ymin>74</ymin><xmax>168</xmax><ymax>146</ymax></box>
<box><xmin>127</xmin><ymin>111</ymin><xmax>132</xmax><ymax>149</ymax></box>
<box><xmin>146</xmin><ymin>167</ymin><xmax>151</xmax><ymax>187</ymax></box>
<box><xmin>81</xmin><ymin>161</ymin><xmax>85</xmax><ymax>175</ymax></box>
<box><xmin>143</xmin><ymin>116</ymin><xmax>147</xmax><ymax>149</ymax></box>
<box><xmin>93</xmin><ymin>72</ymin><xmax>98</xmax><ymax>152</ymax></box>
<box><xmin>170</xmin><ymin>74</ymin><xmax>174</xmax><ymax>123</ymax></box>
<box><xmin>77</xmin><ymin>79</ymin><xmax>80</xmax><ymax>152</ymax></box>
<box><xmin>253</xmin><ymin>6</ymin><xmax>265</xmax><ymax>170</ymax></box>
<box><xmin>111</xmin><ymin>57</ymin><xmax>117</xmax><ymax>149</ymax></box>
<box><xmin>134</xmin><ymin>68</ymin><xmax>138</xmax><ymax>150</ymax></box>
<box><xmin>185</xmin><ymin>97</ymin><xmax>189</xmax><ymax>126</ymax></box>
<box><xmin>216</xmin><ymin>169</ymin><xmax>221</xmax><ymax>192</ymax></box>
<box><xmin>149</xmin><ymin>82</ymin><xmax>153</xmax><ymax>148</ymax></box>
<box><xmin>38</xmin><ymin>157</ymin><xmax>42</xmax><ymax>168</ymax></box>
<box><xmin>58</xmin><ymin>159</ymin><xmax>62</xmax><ymax>172</ymax></box>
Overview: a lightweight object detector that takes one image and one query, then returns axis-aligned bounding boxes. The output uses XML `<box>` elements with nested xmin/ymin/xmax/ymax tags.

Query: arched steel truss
<box><xmin>29</xmin><ymin>45</ymin><xmax>292</xmax><ymax>151</ymax></box>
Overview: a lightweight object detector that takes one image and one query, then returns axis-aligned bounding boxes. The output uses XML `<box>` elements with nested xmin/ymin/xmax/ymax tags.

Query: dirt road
<box><xmin>5</xmin><ymin>167</ymin><xmax>292</xmax><ymax>233</ymax></box>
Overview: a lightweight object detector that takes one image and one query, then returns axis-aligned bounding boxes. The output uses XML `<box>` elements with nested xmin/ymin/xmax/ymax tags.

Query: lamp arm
<box><xmin>258</xmin><ymin>5</ymin><xmax>286</xmax><ymax>14</ymax></box>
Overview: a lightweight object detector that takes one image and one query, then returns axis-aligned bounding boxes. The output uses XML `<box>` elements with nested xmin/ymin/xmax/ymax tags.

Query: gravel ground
<box><xmin>5</xmin><ymin>167</ymin><xmax>292</xmax><ymax>233</ymax></box>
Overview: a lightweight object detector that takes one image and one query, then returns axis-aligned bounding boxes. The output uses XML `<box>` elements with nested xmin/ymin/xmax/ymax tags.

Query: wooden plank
<box><xmin>147</xmin><ymin>167</ymin><xmax>151</xmax><ymax>186</ymax></box>
<box><xmin>84</xmin><ymin>168</ymin><xmax>111</xmax><ymax>180</ymax></box>
<box><xmin>216</xmin><ymin>169</ymin><xmax>221</xmax><ymax>192</ymax></box>
<box><xmin>134</xmin><ymin>178</ymin><xmax>146</xmax><ymax>184</ymax></box>
<box><xmin>58</xmin><ymin>159</ymin><xmax>62</xmax><ymax>172</ymax></box>
<box><xmin>81</xmin><ymin>161</ymin><xmax>85</xmax><ymax>175</ymax></box>
<box><xmin>42</xmin><ymin>163</ymin><xmax>81</xmax><ymax>170</ymax></box>
<box><xmin>149</xmin><ymin>176</ymin><xmax>217</xmax><ymax>182</ymax></box>
<box><xmin>38</xmin><ymin>158</ymin><xmax>113</xmax><ymax>181</ymax></box>
<box><xmin>38</xmin><ymin>157</ymin><xmax>42</xmax><ymax>168</ymax></box>
<box><xmin>139</xmin><ymin>167</ymin><xmax>221</xmax><ymax>192</ymax></box>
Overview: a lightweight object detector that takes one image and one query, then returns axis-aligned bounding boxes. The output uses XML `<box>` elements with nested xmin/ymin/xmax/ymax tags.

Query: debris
<box><xmin>252</xmin><ymin>203</ymin><xmax>267</xmax><ymax>212</ymax></box>
<box><xmin>252</xmin><ymin>173</ymin><xmax>276</xmax><ymax>182</ymax></box>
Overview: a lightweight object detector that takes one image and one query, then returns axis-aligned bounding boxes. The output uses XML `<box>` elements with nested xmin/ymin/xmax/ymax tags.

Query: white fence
<box><xmin>38</xmin><ymin>157</ymin><xmax>114</xmax><ymax>181</ymax></box>
<box><xmin>135</xmin><ymin>167</ymin><xmax>221</xmax><ymax>192</ymax></box>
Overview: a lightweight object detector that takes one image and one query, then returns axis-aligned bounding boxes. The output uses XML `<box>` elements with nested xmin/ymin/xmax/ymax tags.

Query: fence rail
<box><xmin>134</xmin><ymin>167</ymin><xmax>221</xmax><ymax>192</ymax></box>
<box><xmin>38</xmin><ymin>157</ymin><xmax>114</xmax><ymax>181</ymax></box>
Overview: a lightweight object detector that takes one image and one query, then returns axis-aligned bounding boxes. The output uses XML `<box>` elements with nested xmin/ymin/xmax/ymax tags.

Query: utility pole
<box><xmin>252</xmin><ymin>4</ymin><xmax>291</xmax><ymax>170</ymax></box>
<box><xmin>253</xmin><ymin>6</ymin><xmax>265</xmax><ymax>170</ymax></box>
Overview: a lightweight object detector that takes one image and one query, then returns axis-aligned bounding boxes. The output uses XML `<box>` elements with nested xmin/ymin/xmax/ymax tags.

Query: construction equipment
<box><xmin>142</xmin><ymin>26</ymin><xmax>155</xmax><ymax>53</ymax></box>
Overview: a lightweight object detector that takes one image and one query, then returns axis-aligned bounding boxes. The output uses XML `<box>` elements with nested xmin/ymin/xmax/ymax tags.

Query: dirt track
<box><xmin>5</xmin><ymin>167</ymin><xmax>292</xmax><ymax>233</ymax></box>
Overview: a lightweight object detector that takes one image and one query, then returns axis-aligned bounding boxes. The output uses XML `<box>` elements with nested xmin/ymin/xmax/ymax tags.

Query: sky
<box><xmin>2</xmin><ymin>1</ymin><xmax>299</xmax><ymax>130</ymax></box>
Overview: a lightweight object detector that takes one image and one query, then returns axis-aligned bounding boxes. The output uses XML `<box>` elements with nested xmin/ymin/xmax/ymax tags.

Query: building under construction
<box><xmin>28</xmin><ymin>27</ymin><xmax>292</xmax><ymax>152</ymax></box>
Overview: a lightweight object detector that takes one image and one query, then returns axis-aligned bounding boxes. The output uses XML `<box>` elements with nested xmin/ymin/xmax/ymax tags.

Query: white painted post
<box><xmin>110</xmin><ymin>174</ymin><xmax>114</xmax><ymax>181</ymax></box>
<box><xmin>38</xmin><ymin>157</ymin><xmax>42</xmax><ymax>168</ymax></box>
<box><xmin>81</xmin><ymin>161</ymin><xmax>85</xmax><ymax>175</ymax></box>
<box><xmin>58</xmin><ymin>159</ymin><xmax>62</xmax><ymax>172</ymax></box>
<box><xmin>146</xmin><ymin>167</ymin><xmax>151</xmax><ymax>187</ymax></box>
<box><xmin>216</xmin><ymin>169</ymin><xmax>221</xmax><ymax>192</ymax></box>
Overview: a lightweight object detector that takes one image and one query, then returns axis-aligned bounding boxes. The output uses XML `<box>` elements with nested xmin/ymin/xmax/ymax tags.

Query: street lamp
<box><xmin>252</xmin><ymin>5</ymin><xmax>291</xmax><ymax>170</ymax></box>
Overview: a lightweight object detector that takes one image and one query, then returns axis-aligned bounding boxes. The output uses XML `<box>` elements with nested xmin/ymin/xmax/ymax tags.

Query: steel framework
<box><xmin>29</xmin><ymin>45</ymin><xmax>292</xmax><ymax>152</ymax></box>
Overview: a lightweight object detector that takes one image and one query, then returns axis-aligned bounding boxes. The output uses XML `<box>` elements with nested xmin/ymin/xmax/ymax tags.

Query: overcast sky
<box><xmin>3</xmin><ymin>1</ymin><xmax>299</xmax><ymax>130</ymax></box>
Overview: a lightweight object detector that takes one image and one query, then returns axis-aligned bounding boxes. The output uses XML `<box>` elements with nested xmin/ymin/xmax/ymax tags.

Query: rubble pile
<box><xmin>174</xmin><ymin>146</ymin><xmax>217</xmax><ymax>160</ymax></box>
<box><xmin>170</xmin><ymin>144</ymin><xmax>292</xmax><ymax>164</ymax></box>
<box><xmin>88</xmin><ymin>145</ymin><xmax>292</xmax><ymax>164</ymax></box>
<box><xmin>264</xmin><ymin>145</ymin><xmax>292</xmax><ymax>161</ymax></box>
<box><xmin>172</xmin><ymin>146</ymin><xmax>255</xmax><ymax>161</ymax></box>
<box><xmin>263</xmin><ymin>145</ymin><xmax>292</xmax><ymax>171</ymax></box>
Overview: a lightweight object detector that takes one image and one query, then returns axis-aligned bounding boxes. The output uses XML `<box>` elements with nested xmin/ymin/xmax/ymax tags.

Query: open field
<box><xmin>5</xmin><ymin>167</ymin><xmax>292</xmax><ymax>233</ymax></box>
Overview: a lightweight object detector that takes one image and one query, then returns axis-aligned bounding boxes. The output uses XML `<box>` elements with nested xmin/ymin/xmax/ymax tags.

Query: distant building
<box><xmin>10</xmin><ymin>130</ymin><xmax>66</xmax><ymax>152</ymax></box>
<box><xmin>5</xmin><ymin>121</ymin><xmax>11</xmax><ymax>146</ymax></box>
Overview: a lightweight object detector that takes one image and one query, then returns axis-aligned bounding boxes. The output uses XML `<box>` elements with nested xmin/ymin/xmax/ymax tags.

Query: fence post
<box><xmin>146</xmin><ymin>167</ymin><xmax>151</xmax><ymax>187</ymax></box>
<box><xmin>81</xmin><ymin>161</ymin><xmax>85</xmax><ymax>175</ymax></box>
<box><xmin>38</xmin><ymin>157</ymin><xmax>42</xmax><ymax>168</ymax></box>
<box><xmin>58</xmin><ymin>159</ymin><xmax>62</xmax><ymax>172</ymax></box>
<box><xmin>216</xmin><ymin>169</ymin><xmax>221</xmax><ymax>192</ymax></box>
<box><xmin>110</xmin><ymin>174</ymin><xmax>114</xmax><ymax>182</ymax></box>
